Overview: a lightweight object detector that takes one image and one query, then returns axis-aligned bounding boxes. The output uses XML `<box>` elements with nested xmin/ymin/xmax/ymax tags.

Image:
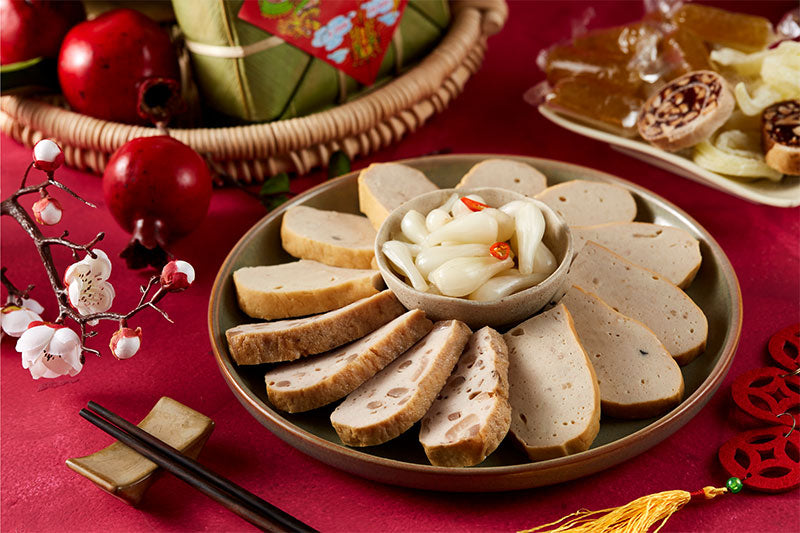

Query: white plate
<box><xmin>539</xmin><ymin>105</ymin><xmax>800</xmax><ymax>208</ymax></box>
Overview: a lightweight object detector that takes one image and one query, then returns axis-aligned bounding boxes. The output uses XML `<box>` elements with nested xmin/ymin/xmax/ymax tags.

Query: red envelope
<box><xmin>238</xmin><ymin>0</ymin><xmax>408</xmax><ymax>85</ymax></box>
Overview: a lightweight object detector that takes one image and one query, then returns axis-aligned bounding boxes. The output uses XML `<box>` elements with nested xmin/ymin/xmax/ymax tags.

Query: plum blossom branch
<box><xmin>72</xmin><ymin>279</ymin><xmax>169</xmax><ymax>325</ymax></box>
<box><xmin>1</xmin><ymin>268</ymin><xmax>35</xmax><ymax>305</ymax></box>
<box><xmin>47</xmin><ymin>178</ymin><xmax>97</xmax><ymax>208</ymax></box>
<box><xmin>20</xmin><ymin>161</ymin><xmax>34</xmax><ymax>188</ymax></box>
<box><xmin>136</xmin><ymin>276</ymin><xmax>161</xmax><ymax>307</ymax></box>
<box><xmin>39</xmin><ymin>231</ymin><xmax>105</xmax><ymax>255</ymax></box>
<box><xmin>1</xmin><ymin>140</ymin><xmax>195</xmax><ymax>378</ymax></box>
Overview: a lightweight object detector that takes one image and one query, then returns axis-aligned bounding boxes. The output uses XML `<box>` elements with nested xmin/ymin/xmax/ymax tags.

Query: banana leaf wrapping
<box><xmin>171</xmin><ymin>0</ymin><xmax>449</xmax><ymax>123</ymax></box>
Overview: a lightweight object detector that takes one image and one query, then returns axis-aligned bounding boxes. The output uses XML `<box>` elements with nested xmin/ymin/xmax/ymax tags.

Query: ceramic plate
<box><xmin>208</xmin><ymin>154</ymin><xmax>742</xmax><ymax>491</ymax></box>
<box><xmin>539</xmin><ymin>105</ymin><xmax>800</xmax><ymax>208</ymax></box>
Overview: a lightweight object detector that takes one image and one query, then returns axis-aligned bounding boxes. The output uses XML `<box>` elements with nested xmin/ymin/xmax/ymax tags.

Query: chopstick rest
<box><xmin>76</xmin><ymin>400</ymin><xmax>316</xmax><ymax>532</ymax></box>
<box><xmin>66</xmin><ymin>396</ymin><xmax>214</xmax><ymax>506</ymax></box>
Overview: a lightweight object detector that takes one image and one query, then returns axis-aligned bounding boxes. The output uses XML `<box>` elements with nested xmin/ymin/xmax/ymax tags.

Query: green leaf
<box><xmin>259</xmin><ymin>172</ymin><xmax>290</xmax><ymax>197</ymax></box>
<box><xmin>327</xmin><ymin>151</ymin><xmax>351</xmax><ymax>180</ymax></box>
<box><xmin>261</xmin><ymin>193</ymin><xmax>290</xmax><ymax>211</ymax></box>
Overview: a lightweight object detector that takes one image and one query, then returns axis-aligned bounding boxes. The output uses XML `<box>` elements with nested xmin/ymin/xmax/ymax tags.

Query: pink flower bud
<box><xmin>160</xmin><ymin>260</ymin><xmax>195</xmax><ymax>291</ymax></box>
<box><xmin>32</xmin><ymin>196</ymin><xmax>63</xmax><ymax>225</ymax></box>
<box><xmin>32</xmin><ymin>139</ymin><xmax>64</xmax><ymax>172</ymax></box>
<box><xmin>109</xmin><ymin>327</ymin><xmax>142</xmax><ymax>360</ymax></box>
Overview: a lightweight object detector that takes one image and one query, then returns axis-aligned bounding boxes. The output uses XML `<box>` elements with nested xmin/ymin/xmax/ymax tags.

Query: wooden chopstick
<box><xmin>80</xmin><ymin>402</ymin><xmax>317</xmax><ymax>533</ymax></box>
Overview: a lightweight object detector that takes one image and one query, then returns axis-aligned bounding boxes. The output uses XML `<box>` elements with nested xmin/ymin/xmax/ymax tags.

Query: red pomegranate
<box><xmin>57</xmin><ymin>8</ymin><xmax>179</xmax><ymax>124</ymax></box>
<box><xmin>102</xmin><ymin>136</ymin><xmax>212</xmax><ymax>269</ymax></box>
<box><xmin>0</xmin><ymin>0</ymin><xmax>84</xmax><ymax>65</ymax></box>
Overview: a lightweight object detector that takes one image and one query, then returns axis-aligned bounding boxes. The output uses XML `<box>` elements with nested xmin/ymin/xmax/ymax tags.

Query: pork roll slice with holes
<box><xmin>233</xmin><ymin>260</ymin><xmax>383</xmax><ymax>320</ymax></box>
<box><xmin>265</xmin><ymin>310</ymin><xmax>432</xmax><ymax>413</ymax></box>
<box><xmin>419</xmin><ymin>327</ymin><xmax>511</xmax><ymax>467</ymax></box>
<box><xmin>568</xmin><ymin>242</ymin><xmax>708</xmax><ymax>365</ymax></box>
<box><xmin>331</xmin><ymin>320</ymin><xmax>471</xmax><ymax>447</ymax></box>
<box><xmin>571</xmin><ymin>222</ymin><xmax>702</xmax><ymax>288</ymax></box>
<box><xmin>358</xmin><ymin>163</ymin><xmax>438</xmax><ymax>230</ymax></box>
<box><xmin>561</xmin><ymin>286</ymin><xmax>684</xmax><ymax>419</ymax></box>
<box><xmin>504</xmin><ymin>304</ymin><xmax>600</xmax><ymax>461</ymax></box>
<box><xmin>456</xmin><ymin>159</ymin><xmax>547</xmax><ymax>196</ymax></box>
<box><xmin>226</xmin><ymin>290</ymin><xmax>405</xmax><ymax>365</ymax></box>
<box><xmin>280</xmin><ymin>205</ymin><xmax>377</xmax><ymax>269</ymax></box>
<box><xmin>535</xmin><ymin>180</ymin><xmax>636</xmax><ymax>226</ymax></box>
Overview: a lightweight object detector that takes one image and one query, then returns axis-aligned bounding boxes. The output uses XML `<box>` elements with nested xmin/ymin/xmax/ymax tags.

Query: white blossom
<box><xmin>19</xmin><ymin>297</ymin><xmax>44</xmax><ymax>315</ymax></box>
<box><xmin>1</xmin><ymin>301</ymin><xmax>43</xmax><ymax>337</ymax></box>
<box><xmin>64</xmin><ymin>249</ymin><xmax>115</xmax><ymax>319</ymax></box>
<box><xmin>16</xmin><ymin>322</ymin><xmax>82</xmax><ymax>379</ymax></box>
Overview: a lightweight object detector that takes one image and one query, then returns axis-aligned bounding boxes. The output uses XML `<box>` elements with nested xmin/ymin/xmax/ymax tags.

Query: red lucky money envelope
<box><xmin>238</xmin><ymin>0</ymin><xmax>408</xmax><ymax>85</ymax></box>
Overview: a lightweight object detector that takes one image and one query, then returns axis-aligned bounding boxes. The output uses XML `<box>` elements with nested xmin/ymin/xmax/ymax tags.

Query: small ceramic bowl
<box><xmin>374</xmin><ymin>187</ymin><xmax>574</xmax><ymax>329</ymax></box>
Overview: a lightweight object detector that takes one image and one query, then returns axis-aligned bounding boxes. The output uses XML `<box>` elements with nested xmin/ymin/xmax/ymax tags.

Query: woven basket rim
<box><xmin>0</xmin><ymin>0</ymin><xmax>507</xmax><ymax>182</ymax></box>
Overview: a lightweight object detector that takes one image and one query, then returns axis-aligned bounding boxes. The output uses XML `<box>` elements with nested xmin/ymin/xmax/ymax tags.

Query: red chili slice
<box><xmin>490</xmin><ymin>242</ymin><xmax>511</xmax><ymax>260</ymax></box>
<box><xmin>461</xmin><ymin>197</ymin><xmax>489</xmax><ymax>211</ymax></box>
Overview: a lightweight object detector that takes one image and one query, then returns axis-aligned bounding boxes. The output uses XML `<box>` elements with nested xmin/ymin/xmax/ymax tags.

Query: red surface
<box><xmin>2</xmin><ymin>1</ymin><xmax>799</xmax><ymax>531</ymax></box>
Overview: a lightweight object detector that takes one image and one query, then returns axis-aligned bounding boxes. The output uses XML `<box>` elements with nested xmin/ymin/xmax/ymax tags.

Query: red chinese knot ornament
<box><xmin>731</xmin><ymin>367</ymin><xmax>800</xmax><ymax>426</ymax></box>
<box><xmin>718</xmin><ymin>425</ymin><xmax>800</xmax><ymax>493</ymax></box>
<box><xmin>768</xmin><ymin>323</ymin><xmax>799</xmax><ymax>371</ymax></box>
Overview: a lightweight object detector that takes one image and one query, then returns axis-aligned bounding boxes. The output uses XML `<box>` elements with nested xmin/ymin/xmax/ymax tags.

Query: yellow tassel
<box><xmin>519</xmin><ymin>486</ymin><xmax>728</xmax><ymax>533</ymax></box>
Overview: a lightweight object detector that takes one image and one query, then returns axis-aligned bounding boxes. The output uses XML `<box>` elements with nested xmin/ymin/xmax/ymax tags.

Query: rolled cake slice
<box><xmin>331</xmin><ymin>320</ymin><xmax>471</xmax><ymax>447</ymax></box>
<box><xmin>226</xmin><ymin>290</ymin><xmax>405</xmax><ymax>365</ymax></box>
<box><xmin>456</xmin><ymin>159</ymin><xmax>548</xmax><ymax>196</ymax></box>
<box><xmin>281</xmin><ymin>205</ymin><xmax>377</xmax><ymax>269</ymax></box>
<box><xmin>535</xmin><ymin>180</ymin><xmax>637</xmax><ymax>226</ymax></box>
<box><xmin>358</xmin><ymin>163</ymin><xmax>438</xmax><ymax>230</ymax></box>
<box><xmin>638</xmin><ymin>70</ymin><xmax>734</xmax><ymax>152</ymax></box>
<box><xmin>568</xmin><ymin>242</ymin><xmax>708</xmax><ymax>365</ymax></box>
<box><xmin>265</xmin><ymin>310</ymin><xmax>433</xmax><ymax>413</ymax></box>
<box><xmin>561</xmin><ymin>286</ymin><xmax>684</xmax><ymax>419</ymax></box>
<box><xmin>233</xmin><ymin>260</ymin><xmax>383</xmax><ymax>320</ymax></box>
<box><xmin>571</xmin><ymin>222</ymin><xmax>702</xmax><ymax>288</ymax></box>
<box><xmin>762</xmin><ymin>99</ymin><xmax>800</xmax><ymax>176</ymax></box>
<box><xmin>419</xmin><ymin>327</ymin><xmax>511</xmax><ymax>467</ymax></box>
<box><xmin>503</xmin><ymin>304</ymin><xmax>600</xmax><ymax>461</ymax></box>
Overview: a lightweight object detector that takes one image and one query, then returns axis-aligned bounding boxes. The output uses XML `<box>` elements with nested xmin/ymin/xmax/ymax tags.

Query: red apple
<box><xmin>57</xmin><ymin>8</ymin><xmax>179</xmax><ymax>124</ymax></box>
<box><xmin>0</xmin><ymin>0</ymin><xmax>84</xmax><ymax>65</ymax></box>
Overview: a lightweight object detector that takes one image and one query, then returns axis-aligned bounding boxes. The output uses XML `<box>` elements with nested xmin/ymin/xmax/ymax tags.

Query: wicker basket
<box><xmin>0</xmin><ymin>0</ymin><xmax>507</xmax><ymax>184</ymax></box>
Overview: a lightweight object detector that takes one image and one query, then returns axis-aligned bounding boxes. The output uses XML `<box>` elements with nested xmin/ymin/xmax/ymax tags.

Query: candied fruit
<box><xmin>664</xmin><ymin>26</ymin><xmax>713</xmax><ymax>73</ymax></box>
<box><xmin>550</xmin><ymin>77</ymin><xmax>643</xmax><ymax>136</ymax></box>
<box><xmin>673</xmin><ymin>4</ymin><xmax>773</xmax><ymax>53</ymax></box>
<box><xmin>542</xmin><ymin>22</ymin><xmax>672</xmax><ymax>96</ymax></box>
<box><xmin>540</xmin><ymin>4</ymin><xmax>773</xmax><ymax>138</ymax></box>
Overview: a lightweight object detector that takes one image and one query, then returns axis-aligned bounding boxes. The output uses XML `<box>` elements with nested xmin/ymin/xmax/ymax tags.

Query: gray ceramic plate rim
<box><xmin>208</xmin><ymin>154</ymin><xmax>742</xmax><ymax>491</ymax></box>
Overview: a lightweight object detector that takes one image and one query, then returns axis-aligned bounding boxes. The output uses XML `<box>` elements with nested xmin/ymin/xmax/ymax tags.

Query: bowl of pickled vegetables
<box><xmin>375</xmin><ymin>187</ymin><xmax>573</xmax><ymax>328</ymax></box>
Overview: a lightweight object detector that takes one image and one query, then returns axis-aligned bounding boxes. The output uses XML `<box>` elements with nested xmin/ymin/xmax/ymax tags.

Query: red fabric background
<box><xmin>2</xmin><ymin>1</ymin><xmax>799</xmax><ymax>531</ymax></box>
